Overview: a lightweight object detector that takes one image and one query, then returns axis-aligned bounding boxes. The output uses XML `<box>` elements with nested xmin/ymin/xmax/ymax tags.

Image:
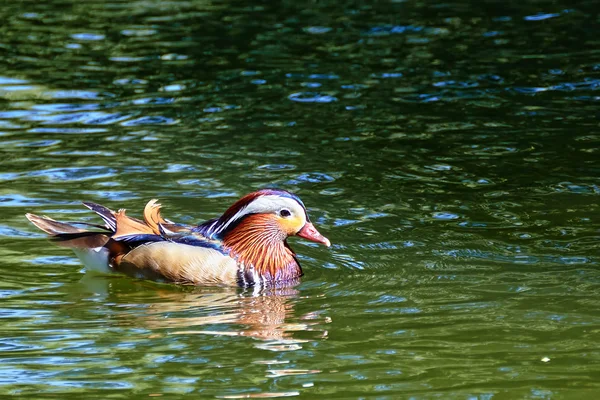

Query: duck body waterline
<box><xmin>26</xmin><ymin>189</ymin><xmax>330</xmax><ymax>287</ymax></box>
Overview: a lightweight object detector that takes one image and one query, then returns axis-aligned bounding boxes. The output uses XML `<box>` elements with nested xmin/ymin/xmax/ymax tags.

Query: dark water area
<box><xmin>1</xmin><ymin>0</ymin><xmax>600</xmax><ymax>398</ymax></box>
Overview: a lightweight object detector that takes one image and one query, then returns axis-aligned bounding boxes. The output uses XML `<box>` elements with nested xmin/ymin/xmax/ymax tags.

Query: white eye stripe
<box><xmin>214</xmin><ymin>195</ymin><xmax>306</xmax><ymax>234</ymax></box>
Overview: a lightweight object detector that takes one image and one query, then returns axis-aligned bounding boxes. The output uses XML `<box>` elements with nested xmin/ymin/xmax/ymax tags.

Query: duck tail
<box><xmin>26</xmin><ymin>213</ymin><xmax>86</xmax><ymax>235</ymax></box>
<box><xmin>25</xmin><ymin>213</ymin><xmax>113</xmax><ymax>249</ymax></box>
<box><xmin>82</xmin><ymin>201</ymin><xmax>117</xmax><ymax>231</ymax></box>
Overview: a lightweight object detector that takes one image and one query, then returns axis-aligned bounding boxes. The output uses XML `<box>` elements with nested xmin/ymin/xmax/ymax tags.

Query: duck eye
<box><xmin>280</xmin><ymin>209</ymin><xmax>291</xmax><ymax>217</ymax></box>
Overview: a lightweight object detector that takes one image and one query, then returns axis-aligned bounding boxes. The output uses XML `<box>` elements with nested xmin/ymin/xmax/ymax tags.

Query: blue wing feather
<box><xmin>116</xmin><ymin>223</ymin><xmax>224</xmax><ymax>252</ymax></box>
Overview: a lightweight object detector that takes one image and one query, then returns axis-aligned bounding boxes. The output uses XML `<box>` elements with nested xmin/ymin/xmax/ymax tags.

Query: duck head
<box><xmin>199</xmin><ymin>189</ymin><xmax>330</xmax><ymax>284</ymax></box>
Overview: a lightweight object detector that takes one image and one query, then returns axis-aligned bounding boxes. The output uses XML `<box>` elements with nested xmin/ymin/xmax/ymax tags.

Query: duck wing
<box><xmin>114</xmin><ymin>207</ymin><xmax>238</xmax><ymax>285</ymax></box>
<box><xmin>116</xmin><ymin>240</ymin><xmax>238</xmax><ymax>285</ymax></box>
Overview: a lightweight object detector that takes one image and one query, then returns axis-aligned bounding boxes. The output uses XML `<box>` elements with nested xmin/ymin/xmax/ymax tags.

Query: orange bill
<box><xmin>297</xmin><ymin>222</ymin><xmax>330</xmax><ymax>247</ymax></box>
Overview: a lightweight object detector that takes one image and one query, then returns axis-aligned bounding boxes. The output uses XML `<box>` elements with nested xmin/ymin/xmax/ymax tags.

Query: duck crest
<box><xmin>222</xmin><ymin>214</ymin><xmax>302</xmax><ymax>285</ymax></box>
<box><xmin>197</xmin><ymin>189</ymin><xmax>306</xmax><ymax>239</ymax></box>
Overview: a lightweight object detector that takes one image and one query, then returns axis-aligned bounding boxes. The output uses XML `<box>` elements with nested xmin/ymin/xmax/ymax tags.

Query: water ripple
<box><xmin>27</xmin><ymin>167</ymin><xmax>117</xmax><ymax>182</ymax></box>
<box><xmin>288</xmin><ymin>92</ymin><xmax>338</xmax><ymax>103</ymax></box>
<box><xmin>1</xmin><ymin>0</ymin><xmax>600</xmax><ymax>397</ymax></box>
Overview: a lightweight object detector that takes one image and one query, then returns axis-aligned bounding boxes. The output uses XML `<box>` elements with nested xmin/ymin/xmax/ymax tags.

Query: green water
<box><xmin>1</xmin><ymin>0</ymin><xmax>600</xmax><ymax>398</ymax></box>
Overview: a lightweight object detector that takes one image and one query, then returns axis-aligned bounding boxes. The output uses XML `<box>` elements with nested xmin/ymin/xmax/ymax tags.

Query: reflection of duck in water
<box><xmin>26</xmin><ymin>189</ymin><xmax>330</xmax><ymax>288</ymax></box>
<box><xmin>147</xmin><ymin>287</ymin><xmax>327</xmax><ymax>342</ymax></box>
<box><xmin>78</xmin><ymin>276</ymin><xmax>329</xmax><ymax>342</ymax></box>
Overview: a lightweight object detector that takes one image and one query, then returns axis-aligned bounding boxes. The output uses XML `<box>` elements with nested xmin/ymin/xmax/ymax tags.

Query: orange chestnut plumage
<box><xmin>26</xmin><ymin>189</ymin><xmax>330</xmax><ymax>287</ymax></box>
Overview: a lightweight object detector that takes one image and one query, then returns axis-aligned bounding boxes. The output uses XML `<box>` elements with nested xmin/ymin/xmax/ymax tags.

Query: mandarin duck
<box><xmin>26</xmin><ymin>189</ymin><xmax>330</xmax><ymax>287</ymax></box>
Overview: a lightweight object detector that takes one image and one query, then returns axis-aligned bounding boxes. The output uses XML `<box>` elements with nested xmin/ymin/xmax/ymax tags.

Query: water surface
<box><xmin>1</xmin><ymin>0</ymin><xmax>600</xmax><ymax>398</ymax></box>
